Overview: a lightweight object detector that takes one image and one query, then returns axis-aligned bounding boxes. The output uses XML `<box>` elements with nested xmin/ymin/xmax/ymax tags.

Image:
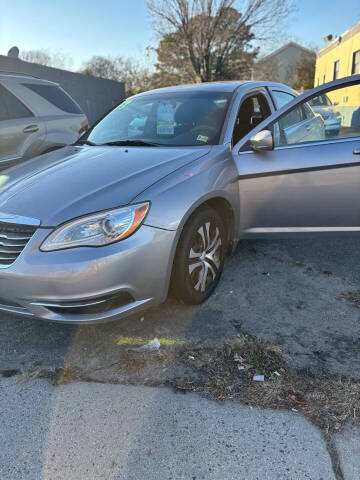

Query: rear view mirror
<box><xmin>250</xmin><ymin>130</ymin><xmax>274</xmax><ymax>151</ymax></box>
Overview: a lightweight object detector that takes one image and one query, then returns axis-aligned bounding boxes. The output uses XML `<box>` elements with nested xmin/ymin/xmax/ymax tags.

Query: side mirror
<box><xmin>250</xmin><ymin>130</ymin><xmax>274</xmax><ymax>151</ymax></box>
<box><xmin>333</xmin><ymin>101</ymin><xmax>339</xmax><ymax>106</ymax></box>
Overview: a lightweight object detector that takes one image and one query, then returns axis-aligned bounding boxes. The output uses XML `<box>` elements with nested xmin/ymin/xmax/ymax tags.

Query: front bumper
<box><xmin>0</xmin><ymin>225</ymin><xmax>177</xmax><ymax>323</ymax></box>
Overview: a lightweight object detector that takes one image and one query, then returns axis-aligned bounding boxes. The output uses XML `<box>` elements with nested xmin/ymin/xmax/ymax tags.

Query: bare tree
<box><xmin>253</xmin><ymin>56</ymin><xmax>281</xmax><ymax>82</ymax></box>
<box><xmin>20</xmin><ymin>49</ymin><xmax>72</xmax><ymax>69</ymax></box>
<box><xmin>80</xmin><ymin>56</ymin><xmax>153</xmax><ymax>95</ymax></box>
<box><xmin>151</xmin><ymin>6</ymin><xmax>257</xmax><ymax>85</ymax></box>
<box><xmin>147</xmin><ymin>0</ymin><xmax>295</xmax><ymax>83</ymax></box>
<box><xmin>81</xmin><ymin>56</ymin><xmax>121</xmax><ymax>81</ymax></box>
<box><xmin>287</xmin><ymin>52</ymin><xmax>316</xmax><ymax>91</ymax></box>
<box><xmin>21</xmin><ymin>49</ymin><xmax>52</xmax><ymax>66</ymax></box>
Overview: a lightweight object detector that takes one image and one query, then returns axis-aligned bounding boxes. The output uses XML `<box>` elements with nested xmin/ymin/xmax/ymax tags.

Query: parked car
<box><xmin>308</xmin><ymin>93</ymin><xmax>342</xmax><ymax>135</ymax></box>
<box><xmin>0</xmin><ymin>72</ymin><xmax>88</xmax><ymax>167</ymax></box>
<box><xmin>0</xmin><ymin>75</ymin><xmax>358</xmax><ymax>324</ymax></box>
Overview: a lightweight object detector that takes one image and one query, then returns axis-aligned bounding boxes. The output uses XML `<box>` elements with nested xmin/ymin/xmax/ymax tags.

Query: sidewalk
<box><xmin>1</xmin><ymin>378</ymin><xmax>358</xmax><ymax>479</ymax></box>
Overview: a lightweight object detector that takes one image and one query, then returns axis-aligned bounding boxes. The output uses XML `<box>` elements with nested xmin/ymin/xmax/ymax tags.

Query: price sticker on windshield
<box><xmin>117</xmin><ymin>99</ymin><xmax>133</xmax><ymax>111</ymax></box>
<box><xmin>157</xmin><ymin>102</ymin><xmax>175</xmax><ymax>135</ymax></box>
<box><xmin>196</xmin><ymin>134</ymin><xmax>208</xmax><ymax>143</ymax></box>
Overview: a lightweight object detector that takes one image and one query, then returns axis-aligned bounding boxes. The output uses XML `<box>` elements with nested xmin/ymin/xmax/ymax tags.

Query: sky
<box><xmin>0</xmin><ymin>0</ymin><xmax>360</xmax><ymax>71</ymax></box>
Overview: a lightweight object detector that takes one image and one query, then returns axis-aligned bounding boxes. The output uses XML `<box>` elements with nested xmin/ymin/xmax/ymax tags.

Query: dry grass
<box><xmin>8</xmin><ymin>334</ymin><xmax>360</xmax><ymax>432</ymax></box>
<box><xmin>47</xmin><ymin>365</ymin><xmax>80</xmax><ymax>385</ymax></box>
<box><xmin>240</xmin><ymin>374</ymin><xmax>360</xmax><ymax>431</ymax></box>
<box><xmin>340</xmin><ymin>290</ymin><xmax>360</xmax><ymax>308</ymax></box>
<box><xmin>119</xmin><ymin>349</ymin><xmax>176</xmax><ymax>373</ymax></box>
<box><xmin>171</xmin><ymin>334</ymin><xmax>360</xmax><ymax>432</ymax></box>
<box><xmin>15</xmin><ymin>364</ymin><xmax>80</xmax><ymax>386</ymax></box>
<box><xmin>16</xmin><ymin>367</ymin><xmax>43</xmax><ymax>384</ymax></box>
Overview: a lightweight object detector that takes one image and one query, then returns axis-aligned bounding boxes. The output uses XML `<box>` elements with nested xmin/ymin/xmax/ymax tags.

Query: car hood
<box><xmin>0</xmin><ymin>145</ymin><xmax>211</xmax><ymax>226</ymax></box>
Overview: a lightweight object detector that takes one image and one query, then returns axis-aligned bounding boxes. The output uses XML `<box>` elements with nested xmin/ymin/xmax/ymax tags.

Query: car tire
<box><xmin>172</xmin><ymin>206</ymin><xmax>227</xmax><ymax>304</ymax></box>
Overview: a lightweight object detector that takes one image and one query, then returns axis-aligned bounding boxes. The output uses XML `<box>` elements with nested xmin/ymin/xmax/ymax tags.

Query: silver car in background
<box><xmin>0</xmin><ymin>75</ymin><xmax>358</xmax><ymax>324</ymax></box>
<box><xmin>0</xmin><ymin>72</ymin><xmax>88</xmax><ymax>167</ymax></box>
<box><xmin>308</xmin><ymin>93</ymin><xmax>342</xmax><ymax>135</ymax></box>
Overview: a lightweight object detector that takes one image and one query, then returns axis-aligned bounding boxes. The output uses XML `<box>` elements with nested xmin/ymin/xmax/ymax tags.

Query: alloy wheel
<box><xmin>187</xmin><ymin>221</ymin><xmax>222</xmax><ymax>293</ymax></box>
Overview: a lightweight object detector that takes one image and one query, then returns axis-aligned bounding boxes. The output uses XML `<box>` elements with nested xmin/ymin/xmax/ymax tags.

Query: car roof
<box><xmin>135</xmin><ymin>80</ymin><xmax>295</xmax><ymax>96</ymax></box>
<box><xmin>0</xmin><ymin>71</ymin><xmax>58</xmax><ymax>86</ymax></box>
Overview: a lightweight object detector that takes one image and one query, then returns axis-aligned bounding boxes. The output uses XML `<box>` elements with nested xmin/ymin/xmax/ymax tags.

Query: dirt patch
<box><xmin>115</xmin><ymin>334</ymin><xmax>360</xmax><ymax>432</ymax></box>
<box><xmin>340</xmin><ymin>290</ymin><xmax>360</xmax><ymax>308</ymax></box>
<box><xmin>3</xmin><ymin>334</ymin><xmax>359</xmax><ymax>432</ymax></box>
<box><xmin>14</xmin><ymin>364</ymin><xmax>80</xmax><ymax>386</ymax></box>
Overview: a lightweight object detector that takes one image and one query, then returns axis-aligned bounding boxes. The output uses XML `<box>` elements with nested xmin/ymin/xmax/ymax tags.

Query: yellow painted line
<box><xmin>116</xmin><ymin>336</ymin><xmax>185</xmax><ymax>347</ymax></box>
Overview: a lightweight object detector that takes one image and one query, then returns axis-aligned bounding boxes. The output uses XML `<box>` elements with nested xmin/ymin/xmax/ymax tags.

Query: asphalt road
<box><xmin>1</xmin><ymin>237</ymin><xmax>360</xmax><ymax>381</ymax></box>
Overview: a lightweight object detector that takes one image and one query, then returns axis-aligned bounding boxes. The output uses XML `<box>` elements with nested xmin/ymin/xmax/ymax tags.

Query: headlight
<box><xmin>41</xmin><ymin>202</ymin><xmax>149</xmax><ymax>251</ymax></box>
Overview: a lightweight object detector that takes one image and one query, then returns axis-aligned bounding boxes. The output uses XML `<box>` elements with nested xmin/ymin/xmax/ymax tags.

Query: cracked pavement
<box><xmin>0</xmin><ymin>378</ymin><xmax>355</xmax><ymax>480</ymax></box>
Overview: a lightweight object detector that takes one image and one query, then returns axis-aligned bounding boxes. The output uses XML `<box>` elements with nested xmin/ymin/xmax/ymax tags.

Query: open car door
<box><xmin>232</xmin><ymin>75</ymin><xmax>360</xmax><ymax>236</ymax></box>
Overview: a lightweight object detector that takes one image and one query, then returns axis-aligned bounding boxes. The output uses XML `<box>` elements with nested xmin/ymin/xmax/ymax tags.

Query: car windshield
<box><xmin>309</xmin><ymin>94</ymin><xmax>332</xmax><ymax>107</ymax></box>
<box><xmin>84</xmin><ymin>91</ymin><xmax>232</xmax><ymax>147</ymax></box>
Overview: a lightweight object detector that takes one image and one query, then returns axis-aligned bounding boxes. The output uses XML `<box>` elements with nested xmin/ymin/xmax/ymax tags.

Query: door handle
<box><xmin>23</xmin><ymin>124</ymin><xmax>39</xmax><ymax>133</ymax></box>
<box><xmin>353</xmin><ymin>148</ymin><xmax>360</xmax><ymax>155</ymax></box>
<box><xmin>306</xmin><ymin>125</ymin><xmax>312</xmax><ymax>131</ymax></box>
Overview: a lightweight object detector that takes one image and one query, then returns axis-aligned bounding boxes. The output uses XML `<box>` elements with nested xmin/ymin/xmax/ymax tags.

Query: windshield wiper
<box><xmin>100</xmin><ymin>140</ymin><xmax>161</xmax><ymax>147</ymax></box>
<box><xmin>76</xmin><ymin>139</ymin><xmax>97</xmax><ymax>146</ymax></box>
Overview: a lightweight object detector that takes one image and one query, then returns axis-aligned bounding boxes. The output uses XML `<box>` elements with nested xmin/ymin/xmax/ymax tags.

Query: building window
<box><xmin>333</xmin><ymin>60</ymin><xmax>339</xmax><ymax>80</ymax></box>
<box><xmin>323</xmin><ymin>74</ymin><xmax>326</xmax><ymax>84</ymax></box>
<box><xmin>352</xmin><ymin>50</ymin><xmax>360</xmax><ymax>75</ymax></box>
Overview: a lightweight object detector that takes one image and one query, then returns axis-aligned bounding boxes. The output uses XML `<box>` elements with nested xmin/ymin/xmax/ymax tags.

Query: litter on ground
<box><xmin>136</xmin><ymin>338</ymin><xmax>161</xmax><ymax>351</ymax></box>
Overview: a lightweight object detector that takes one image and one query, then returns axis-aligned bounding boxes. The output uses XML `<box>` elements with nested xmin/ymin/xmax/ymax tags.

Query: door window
<box><xmin>0</xmin><ymin>85</ymin><xmax>33</xmax><ymax>119</ymax></box>
<box><xmin>270</xmin><ymin>83</ymin><xmax>360</xmax><ymax>147</ymax></box>
<box><xmin>23</xmin><ymin>83</ymin><xmax>82</xmax><ymax>114</ymax></box>
<box><xmin>0</xmin><ymin>86</ymin><xmax>8</xmax><ymax>121</ymax></box>
<box><xmin>271</xmin><ymin>90</ymin><xmax>296</xmax><ymax>109</ymax></box>
<box><xmin>232</xmin><ymin>93</ymin><xmax>271</xmax><ymax>145</ymax></box>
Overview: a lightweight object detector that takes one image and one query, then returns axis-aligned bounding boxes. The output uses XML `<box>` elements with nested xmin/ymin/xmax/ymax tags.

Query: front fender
<box><xmin>133</xmin><ymin>145</ymin><xmax>240</xmax><ymax>299</ymax></box>
<box><xmin>133</xmin><ymin>145</ymin><xmax>240</xmax><ymax>235</ymax></box>
<box><xmin>41</xmin><ymin>130</ymin><xmax>78</xmax><ymax>151</ymax></box>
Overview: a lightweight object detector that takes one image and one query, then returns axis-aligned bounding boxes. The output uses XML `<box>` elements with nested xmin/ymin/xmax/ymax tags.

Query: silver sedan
<box><xmin>0</xmin><ymin>75</ymin><xmax>359</xmax><ymax>323</ymax></box>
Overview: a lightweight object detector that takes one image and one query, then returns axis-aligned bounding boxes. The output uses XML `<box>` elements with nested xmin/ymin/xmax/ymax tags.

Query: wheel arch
<box><xmin>164</xmin><ymin>193</ymin><xmax>237</xmax><ymax>300</ymax></box>
<box><xmin>167</xmin><ymin>195</ymin><xmax>236</xmax><ymax>300</ymax></box>
<box><xmin>176</xmin><ymin>193</ymin><xmax>237</xmax><ymax>252</ymax></box>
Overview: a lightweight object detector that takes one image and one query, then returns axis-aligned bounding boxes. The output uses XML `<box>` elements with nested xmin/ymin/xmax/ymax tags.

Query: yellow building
<box><xmin>315</xmin><ymin>21</ymin><xmax>360</xmax><ymax>126</ymax></box>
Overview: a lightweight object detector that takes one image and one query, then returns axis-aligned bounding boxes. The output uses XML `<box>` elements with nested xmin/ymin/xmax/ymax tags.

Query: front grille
<box><xmin>0</xmin><ymin>222</ymin><xmax>37</xmax><ymax>267</ymax></box>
